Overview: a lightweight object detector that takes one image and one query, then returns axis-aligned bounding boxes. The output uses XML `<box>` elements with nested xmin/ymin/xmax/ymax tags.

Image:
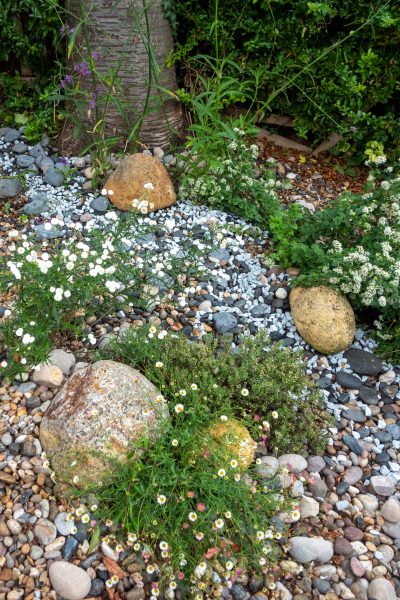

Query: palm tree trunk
<box><xmin>67</xmin><ymin>0</ymin><xmax>182</xmax><ymax>148</ymax></box>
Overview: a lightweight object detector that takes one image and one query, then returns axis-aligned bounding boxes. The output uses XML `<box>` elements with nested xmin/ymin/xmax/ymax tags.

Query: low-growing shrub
<box><xmin>99</xmin><ymin>327</ymin><xmax>329</xmax><ymax>453</ymax></box>
<box><xmin>83</xmin><ymin>380</ymin><xmax>288</xmax><ymax>596</ymax></box>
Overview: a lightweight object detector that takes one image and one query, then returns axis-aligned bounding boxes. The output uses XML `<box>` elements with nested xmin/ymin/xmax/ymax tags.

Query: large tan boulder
<box><xmin>204</xmin><ymin>418</ymin><xmax>256</xmax><ymax>470</ymax></box>
<box><xmin>40</xmin><ymin>360</ymin><xmax>168</xmax><ymax>486</ymax></box>
<box><xmin>104</xmin><ymin>154</ymin><xmax>176</xmax><ymax>212</ymax></box>
<box><xmin>290</xmin><ymin>286</ymin><xmax>355</xmax><ymax>354</ymax></box>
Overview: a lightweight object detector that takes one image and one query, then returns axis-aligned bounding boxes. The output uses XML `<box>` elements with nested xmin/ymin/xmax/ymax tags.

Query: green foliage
<box><xmin>0</xmin><ymin>0</ymin><xmax>60</xmax><ymax>75</ymax></box>
<box><xmin>99</xmin><ymin>327</ymin><xmax>329</xmax><ymax>454</ymax></box>
<box><xmin>167</xmin><ymin>0</ymin><xmax>400</xmax><ymax>158</ymax></box>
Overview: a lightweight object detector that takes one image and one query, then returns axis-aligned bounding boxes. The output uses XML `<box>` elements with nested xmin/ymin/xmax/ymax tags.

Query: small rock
<box><xmin>370</xmin><ymin>475</ymin><xmax>395</xmax><ymax>496</ymax></box>
<box><xmin>343</xmin><ymin>466</ymin><xmax>363</xmax><ymax>485</ymax></box>
<box><xmin>289</xmin><ymin>536</ymin><xmax>334</xmax><ymax>563</ymax></box>
<box><xmin>49</xmin><ymin>561</ymin><xmax>91</xmax><ymax>600</ymax></box>
<box><xmin>336</xmin><ymin>371</ymin><xmax>362</xmax><ymax>390</ymax></box>
<box><xmin>48</xmin><ymin>349</ymin><xmax>76</xmax><ymax>376</ymax></box>
<box><xmin>343</xmin><ymin>348</ymin><xmax>382</xmax><ymax>376</ymax></box>
<box><xmin>32</xmin><ymin>363</ymin><xmax>64</xmax><ymax>388</ymax></box>
<box><xmin>55</xmin><ymin>512</ymin><xmax>76</xmax><ymax>536</ymax></box>
<box><xmin>381</xmin><ymin>497</ymin><xmax>400</xmax><ymax>523</ymax></box>
<box><xmin>300</xmin><ymin>496</ymin><xmax>320</xmax><ymax>518</ymax></box>
<box><xmin>0</xmin><ymin>177</ymin><xmax>22</xmax><ymax>199</ymax></box>
<box><xmin>34</xmin><ymin>518</ymin><xmax>57</xmax><ymax>545</ymax></box>
<box><xmin>278</xmin><ymin>454</ymin><xmax>307</xmax><ymax>473</ymax></box>
<box><xmin>213</xmin><ymin>312</ymin><xmax>238</xmax><ymax>333</ymax></box>
<box><xmin>367</xmin><ymin>577</ymin><xmax>396</xmax><ymax>600</ymax></box>
<box><xmin>90</xmin><ymin>196</ymin><xmax>109</xmax><ymax>214</ymax></box>
<box><xmin>43</xmin><ymin>167</ymin><xmax>64</xmax><ymax>187</ymax></box>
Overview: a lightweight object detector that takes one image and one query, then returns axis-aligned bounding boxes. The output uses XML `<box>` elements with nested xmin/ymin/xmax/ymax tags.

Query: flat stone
<box><xmin>12</xmin><ymin>142</ymin><xmax>28</xmax><ymax>153</ymax></box>
<box><xmin>342</xmin><ymin>409</ymin><xmax>366</xmax><ymax>423</ymax></box>
<box><xmin>334</xmin><ymin>537</ymin><xmax>353</xmax><ymax>556</ymax></box>
<box><xmin>278</xmin><ymin>454</ymin><xmax>307</xmax><ymax>473</ymax></box>
<box><xmin>289</xmin><ymin>536</ymin><xmax>333</xmax><ymax>563</ymax></box>
<box><xmin>382</xmin><ymin>522</ymin><xmax>400</xmax><ymax>539</ymax></box>
<box><xmin>350</xmin><ymin>556</ymin><xmax>365</xmax><ymax>577</ymax></box>
<box><xmin>342</xmin><ymin>434</ymin><xmax>363</xmax><ymax>455</ymax></box>
<box><xmin>48</xmin><ymin>349</ymin><xmax>76</xmax><ymax>376</ymax></box>
<box><xmin>367</xmin><ymin>577</ymin><xmax>396</xmax><ymax>600</ymax></box>
<box><xmin>49</xmin><ymin>561</ymin><xmax>91</xmax><ymax>600</ymax></box>
<box><xmin>344</xmin><ymin>348</ymin><xmax>382</xmax><ymax>376</ymax></box>
<box><xmin>300</xmin><ymin>496</ymin><xmax>320</xmax><ymax>518</ymax></box>
<box><xmin>307</xmin><ymin>456</ymin><xmax>326</xmax><ymax>473</ymax></box>
<box><xmin>35</xmin><ymin>223</ymin><xmax>63</xmax><ymax>240</ymax></box>
<box><xmin>16</xmin><ymin>155</ymin><xmax>35</xmax><ymax>168</ymax></box>
<box><xmin>336</xmin><ymin>371</ymin><xmax>362</xmax><ymax>389</ymax></box>
<box><xmin>370</xmin><ymin>475</ymin><xmax>395</xmax><ymax>496</ymax></box>
<box><xmin>90</xmin><ymin>196</ymin><xmax>109</xmax><ymax>214</ymax></box>
<box><xmin>344</xmin><ymin>526</ymin><xmax>364</xmax><ymax>542</ymax></box>
<box><xmin>3</xmin><ymin>128</ymin><xmax>21</xmax><ymax>142</ymax></box>
<box><xmin>23</xmin><ymin>198</ymin><xmax>47</xmax><ymax>215</ymax></box>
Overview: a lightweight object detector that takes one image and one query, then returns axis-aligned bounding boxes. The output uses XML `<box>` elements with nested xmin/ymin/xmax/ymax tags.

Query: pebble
<box><xmin>367</xmin><ymin>577</ymin><xmax>396</xmax><ymax>600</ymax></box>
<box><xmin>370</xmin><ymin>475</ymin><xmax>395</xmax><ymax>496</ymax></box>
<box><xmin>380</xmin><ymin>497</ymin><xmax>400</xmax><ymax>523</ymax></box>
<box><xmin>278</xmin><ymin>454</ymin><xmax>307</xmax><ymax>473</ymax></box>
<box><xmin>34</xmin><ymin>518</ymin><xmax>57</xmax><ymax>545</ymax></box>
<box><xmin>289</xmin><ymin>536</ymin><xmax>334</xmax><ymax>563</ymax></box>
<box><xmin>49</xmin><ymin>561</ymin><xmax>91</xmax><ymax>600</ymax></box>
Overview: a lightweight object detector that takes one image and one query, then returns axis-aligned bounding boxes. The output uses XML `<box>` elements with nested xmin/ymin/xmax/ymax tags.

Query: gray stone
<box><xmin>34</xmin><ymin>518</ymin><xmax>57</xmax><ymax>545</ymax></box>
<box><xmin>359</xmin><ymin>386</ymin><xmax>379</xmax><ymax>405</ymax></box>
<box><xmin>29</xmin><ymin>143</ymin><xmax>45</xmax><ymax>158</ymax></box>
<box><xmin>289</xmin><ymin>536</ymin><xmax>334</xmax><ymax>563</ymax></box>
<box><xmin>342</xmin><ymin>409</ymin><xmax>366</xmax><ymax>423</ymax></box>
<box><xmin>300</xmin><ymin>496</ymin><xmax>319</xmax><ymax>518</ymax></box>
<box><xmin>382</xmin><ymin>522</ymin><xmax>400</xmax><ymax>539</ymax></box>
<box><xmin>35</xmin><ymin>223</ymin><xmax>63</xmax><ymax>240</ymax></box>
<box><xmin>49</xmin><ymin>561</ymin><xmax>91</xmax><ymax>600</ymax></box>
<box><xmin>54</xmin><ymin>512</ymin><xmax>76</xmax><ymax>536</ymax></box>
<box><xmin>343</xmin><ymin>466</ymin><xmax>363</xmax><ymax>485</ymax></box>
<box><xmin>39</xmin><ymin>156</ymin><xmax>55</xmax><ymax>172</ymax></box>
<box><xmin>255</xmin><ymin>455</ymin><xmax>279</xmax><ymax>479</ymax></box>
<box><xmin>342</xmin><ymin>433</ymin><xmax>362</xmax><ymax>455</ymax></box>
<box><xmin>344</xmin><ymin>348</ymin><xmax>382</xmax><ymax>376</ymax></box>
<box><xmin>213</xmin><ymin>311</ymin><xmax>238</xmax><ymax>333</ymax></box>
<box><xmin>308</xmin><ymin>476</ymin><xmax>328</xmax><ymax>499</ymax></box>
<box><xmin>16</xmin><ymin>154</ymin><xmax>35</xmax><ymax>168</ymax></box>
<box><xmin>307</xmin><ymin>456</ymin><xmax>326</xmax><ymax>473</ymax></box>
<box><xmin>12</xmin><ymin>142</ymin><xmax>28</xmax><ymax>153</ymax></box>
<box><xmin>336</xmin><ymin>370</ymin><xmax>362</xmax><ymax>389</ymax></box>
<box><xmin>43</xmin><ymin>166</ymin><xmax>64</xmax><ymax>186</ymax></box>
<box><xmin>90</xmin><ymin>196</ymin><xmax>109</xmax><ymax>214</ymax></box>
<box><xmin>367</xmin><ymin>577</ymin><xmax>396</xmax><ymax>600</ymax></box>
<box><xmin>381</xmin><ymin>497</ymin><xmax>400</xmax><ymax>523</ymax></box>
<box><xmin>49</xmin><ymin>349</ymin><xmax>76</xmax><ymax>376</ymax></box>
<box><xmin>23</xmin><ymin>198</ymin><xmax>47</xmax><ymax>216</ymax></box>
<box><xmin>3</xmin><ymin>128</ymin><xmax>21</xmax><ymax>143</ymax></box>
<box><xmin>0</xmin><ymin>177</ymin><xmax>22</xmax><ymax>199</ymax></box>
<box><xmin>358</xmin><ymin>494</ymin><xmax>379</xmax><ymax>513</ymax></box>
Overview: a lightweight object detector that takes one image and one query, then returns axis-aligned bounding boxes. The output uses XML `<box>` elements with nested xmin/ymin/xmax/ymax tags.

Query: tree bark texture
<box><xmin>68</xmin><ymin>0</ymin><xmax>182</xmax><ymax>148</ymax></box>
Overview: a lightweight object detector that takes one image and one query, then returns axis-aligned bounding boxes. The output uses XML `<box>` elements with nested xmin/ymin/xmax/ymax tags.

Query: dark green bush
<box><xmin>166</xmin><ymin>0</ymin><xmax>400</xmax><ymax>158</ymax></box>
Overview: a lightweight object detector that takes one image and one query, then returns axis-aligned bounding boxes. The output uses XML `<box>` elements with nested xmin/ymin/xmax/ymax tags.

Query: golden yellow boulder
<box><xmin>290</xmin><ymin>286</ymin><xmax>355</xmax><ymax>354</ymax></box>
<box><xmin>205</xmin><ymin>418</ymin><xmax>256</xmax><ymax>470</ymax></box>
<box><xmin>104</xmin><ymin>154</ymin><xmax>176</xmax><ymax>212</ymax></box>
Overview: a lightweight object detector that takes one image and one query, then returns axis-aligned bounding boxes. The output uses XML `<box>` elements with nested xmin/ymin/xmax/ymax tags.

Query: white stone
<box><xmin>300</xmin><ymin>496</ymin><xmax>320</xmax><ymax>518</ymax></box>
<box><xmin>288</xmin><ymin>536</ymin><xmax>333</xmax><ymax>563</ymax></box>
<box><xmin>49</xmin><ymin>561</ymin><xmax>91</xmax><ymax>600</ymax></box>
<box><xmin>275</xmin><ymin>287</ymin><xmax>288</xmax><ymax>299</ymax></box>
<box><xmin>278</xmin><ymin>454</ymin><xmax>307</xmax><ymax>473</ymax></box>
<box><xmin>367</xmin><ymin>577</ymin><xmax>396</xmax><ymax>600</ymax></box>
<box><xmin>54</xmin><ymin>512</ymin><xmax>76</xmax><ymax>536</ymax></box>
<box><xmin>381</xmin><ymin>497</ymin><xmax>400</xmax><ymax>523</ymax></box>
<box><xmin>358</xmin><ymin>494</ymin><xmax>379</xmax><ymax>513</ymax></box>
<box><xmin>34</xmin><ymin>519</ymin><xmax>57</xmax><ymax>545</ymax></box>
<box><xmin>370</xmin><ymin>475</ymin><xmax>395</xmax><ymax>496</ymax></box>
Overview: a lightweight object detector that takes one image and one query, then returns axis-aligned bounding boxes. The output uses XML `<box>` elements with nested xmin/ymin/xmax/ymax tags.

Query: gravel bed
<box><xmin>0</xmin><ymin>127</ymin><xmax>399</xmax><ymax>600</ymax></box>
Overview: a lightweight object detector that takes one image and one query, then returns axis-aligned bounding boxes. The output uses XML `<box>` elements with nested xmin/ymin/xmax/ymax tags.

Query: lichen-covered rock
<box><xmin>40</xmin><ymin>360</ymin><xmax>168</xmax><ymax>486</ymax></box>
<box><xmin>104</xmin><ymin>154</ymin><xmax>176</xmax><ymax>212</ymax></box>
<box><xmin>204</xmin><ymin>418</ymin><xmax>256</xmax><ymax>470</ymax></box>
<box><xmin>290</xmin><ymin>286</ymin><xmax>355</xmax><ymax>354</ymax></box>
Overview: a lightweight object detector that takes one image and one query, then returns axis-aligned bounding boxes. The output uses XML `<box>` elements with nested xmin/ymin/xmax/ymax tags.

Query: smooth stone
<box><xmin>342</xmin><ymin>409</ymin><xmax>366</xmax><ymax>423</ymax></box>
<box><xmin>342</xmin><ymin>434</ymin><xmax>363</xmax><ymax>455</ymax></box>
<box><xmin>350</xmin><ymin>556</ymin><xmax>365</xmax><ymax>577</ymax></box>
<box><xmin>300</xmin><ymin>496</ymin><xmax>320</xmax><ymax>518</ymax></box>
<box><xmin>334</xmin><ymin>537</ymin><xmax>353</xmax><ymax>556</ymax></box>
<box><xmin>367</xmin><ymin>577</ymin><xmax>396</xmax><ymax>600</ymax></box>
<box><xmin>307</xmin><ymin>456</ymin><xmax>326</xmax><ymax>473</ymax></box>
<box><xmin>289</xmin><ymin>536</ymin><xmax>333</xmax><ymax>563</ymax></box>
<box><xmin>343</xmin><ymin>466</ymin><xmax>363</xmax><ymax>485</ymax></box>
<box><xmin>90</xmin><ymin>196</ymin><xmax>109</xmax><ymax>214</ymax></box>
<box><xmin>278</xmin><ymin>454</ymin><xmax>307</xmax><ymax>473</ymax></box>
<box><xmin>49</xmin><ymin>561</ymin><xmax>91</xmax><ymax>600</ymax></box>
<box><xmin>23</xmin><ymin>199</ymin><xmax>47</xmax><ymax>215</ymax></box>
<box><xmin>382</xmin><ymin>522</ymin><xmax>400</xmax><ymax>539</ymax></box>
<box><xmin>255</xmin><ymin>455</ymin><xmax>279</xmax><ymax>478</ymax></box>
<box><xmin>63</xmin><ymin>536</ymin><xmax>79</xmax><ymax>560</ymax></box>
<box><xmin>381</xmin><ymin>497</ymin><xmax>400</xmax><ymax>523</ymax></box>
<box><xmin>344</xmin><ymin>348</ymin><xmax>383</xmax><ymax>376</ymax></box>
<box><xmin>3</xmin><ymin>128</ymin><xmax>21</xmax><ymax>142</ymax></box>
<box><xmin>48</xmin><ymin>349</ymin><xmax>76</xmax><ymax>376</ymax></box>
<box><xmin>344</xmin><ymin>526</ymin><xmax>364</xmax><ymax>542</ymax></box>
<box><xmin>54</xmin><ymin>512</ymin><xmax>76</xmax><ymax>536</ymax></box>
<box><xmin>336</xmin><ymin>371</ymin><xmax>362</xmax><ymax>390</ymax></box>
<box><xmin>359</xmin><ymin>386</ymin><xmax>379</xmax><ymax>405</ymax></box>
<box><xmin>358</xmin><ymin>494</ymin><xmax>379</xmax><ymax>513</ymax></box>
<box><xmin>12</xmin><ymin>142</ymin><xmax>28</xmax><ymax>153</ymax></box>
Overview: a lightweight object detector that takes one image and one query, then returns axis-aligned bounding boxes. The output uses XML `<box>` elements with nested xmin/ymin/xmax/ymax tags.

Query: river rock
<box><xmin>370</xmin><ymin>475</ymin><xmax>395</xmax><ymax>497</ymax></box>
<box><xmin>381</xmin><ymin>497</ymin><xmax>400</xmax><ymax>523</ymax></box>
<box><xmin>104</xmin><ymin>154</ymin><xmax>176</xmax><ymax>212</ymax></box>
<box><xmin>300</xmin><ymin>496</ymin><xmax>320</xmax><ymax>518</ymax></box>
<box><xmin>34</xmin><ymin>519</ymin><xmax>57</xmax><ymax>545</ymax></box>
<box><xmin>278</xmin><ymin>454</ymin><xmax>307</xmax><ymax>473</ymax></box>
<box><xmin>40</xmin><ymin>360</ymin><xmax>169</xmax><ymax>486</ymax></box>
<box><xmin>289</xmin><ymin>286</ymin><xmax>355</xmax><ymax>354</ymax></box>
<box><xmin>367</xmin><ymin>577</ymin><xmax>396</xmax><ymax>600</ymax></box>
<box><xmin>49</xmin><ymin>561</ymin><xmax>91</xmax><ymax>600</ymax></box>
<box><xmin>48</xmin><ymin>349</ymin><xmax>76</xmax><ymax>376</ymax></box>
<box><xmin>343</xmin><ymin>348</ymin><xmax>383</xmax><ymax>376</ymax></box>
<box><xmin>32</xmin><ymin>364</ymin><xmax>64</xmax><ymax>388</ymax></box>
<box><xmin>0</xmin><ymin>177</ymin><xmax>22</xmax><ymax>199</ymax></box>
<box><xmin>288</xmin><ymin>536</ymin><xmax>334</xmax><ymax>563</ymax></box>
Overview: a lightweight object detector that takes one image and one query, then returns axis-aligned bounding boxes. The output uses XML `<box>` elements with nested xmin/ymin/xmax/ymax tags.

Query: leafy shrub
<box><xmin>0</xmin><ymin>213</ymin><xmax>188</xmax><ymax>379</ymax></box>
<box><xmin>99</xmin><ymin>327</ymin><xmax>329</xmax><ymax>453</ymax></box>
<box><xmin>179</xmin><ymin>124</ymin><xmax>280</xmax><ymax>223</ymax></box>
<box><xmin>85</xmin><ymin>378</ymin><xmax>287</xmax><ymax>596</ymax></box>
<box><xmin>166</xmin><ymin>0</ymin><xmax>400</xmax><ymax>158</ymax></box>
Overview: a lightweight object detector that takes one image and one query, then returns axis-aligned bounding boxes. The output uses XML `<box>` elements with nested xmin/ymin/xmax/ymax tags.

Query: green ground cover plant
<box><xmin>99</xmin><ymin>326</ymin><xmax>329</xmax><ymax>453</ymax></box>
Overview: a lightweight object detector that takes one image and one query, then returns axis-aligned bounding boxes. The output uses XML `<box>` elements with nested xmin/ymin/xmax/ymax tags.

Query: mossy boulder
<box><xmin>204</xmin><ymin>418</ymin><xmax>256</xmax><ymax>470</ymax></box>
<box><xmin>40</xmin><ymin>360</ymin><xmax>168</xmax><ymax>486</ymax></box>
<box><xmin>290</xmin><ymin>286</ymin><xmax>355</xmax><ymax>354</ymax></box>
